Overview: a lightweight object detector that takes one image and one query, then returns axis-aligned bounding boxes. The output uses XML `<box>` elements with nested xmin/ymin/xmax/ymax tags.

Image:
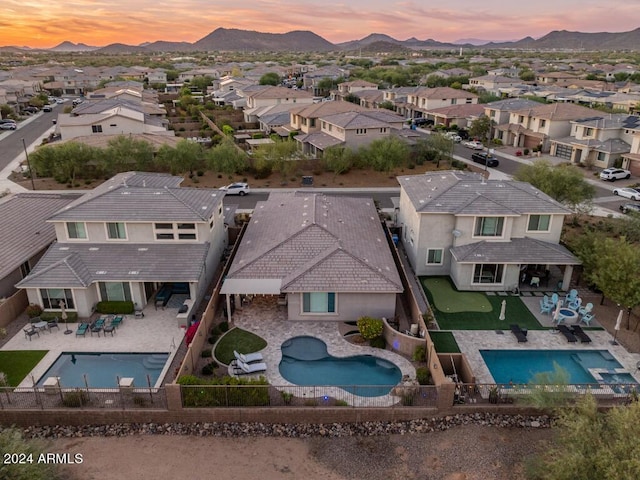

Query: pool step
<box><xmin>142</xmin><ymin>356</ymin><xmax>168</xmax><ymax>370</ymax></box>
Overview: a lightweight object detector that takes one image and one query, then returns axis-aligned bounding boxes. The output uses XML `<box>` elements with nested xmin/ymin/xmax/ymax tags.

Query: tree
<box><xmin>590</xmin><ymin>236</ymin><xmax>640</xmax><ymax>326</ymax></box>
<box><xmin>103</xmin><ymin>135</ymin><xmax>155</xmax><ymax>175</ymax></box>
<box><xmin>323</xmin><ymin>146</ymin><xmax>356</xmax><ymax>179</ymax></box>
<box><xmin>251</xmin><ymin>139</ymin><xmax>298</xmax><ymax>178</ymax></box>
<box><xmin>359</xmin><ymin>137</ymin><xmax>409</xmax><ymax>172</ymax></box>
<box><xmin>519</xmin><ymin>70</ymin><xmax>535</xmax><ymax>81</ymax></box>
<box><xmin>513</xmin><ymin>160</ymin><xmax>596</xmax><ymax>211</ymax></box>
<box><xmin>259</xmin><ymin>72</ymin><xmax>281</xmax><ymax>86</ymax></box>
<box><xmin>206</xmin><ymin>138</ymin><xmax>248</xmax><ymax>175</ymax></box>
<box><xmin>190</xmin><ymin>75</ymin><xmax>215</xmax><ymax>92</ymax></box>
<box><xmin>527</xmin><ymin>394</ymin><xmax>640</xmax><ymax>480</ymax></box>
<box><xmin>468</xmin><ymin>115</ymin><xmax>492</xmax><ymax>144</ymax></box>
<box><xmin>426</xmin><ymin>134</ymin><xmax>454</xmax><ymax>168</ymax></box>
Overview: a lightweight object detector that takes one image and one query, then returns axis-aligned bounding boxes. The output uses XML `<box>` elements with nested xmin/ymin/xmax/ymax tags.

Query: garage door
<box><xmin>524</xmin><ymin>136</ymin><xmax>540</xmax><ymax>149</ymax></box>
<box><xmin>629</xmin><ymin>158</ymin><xmax>640</xmax><ymax>177</ymax></box>
<box><xmin>555</xmin><ymin>144</ymin><xmax>572</xmax><ymax>160</ymax></box>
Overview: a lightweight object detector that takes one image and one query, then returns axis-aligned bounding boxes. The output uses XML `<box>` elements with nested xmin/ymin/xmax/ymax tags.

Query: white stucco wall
<box><xmin>287</xmin><ymin>292</ymin><xmax>397</xmax><ymax>322</ymax></box>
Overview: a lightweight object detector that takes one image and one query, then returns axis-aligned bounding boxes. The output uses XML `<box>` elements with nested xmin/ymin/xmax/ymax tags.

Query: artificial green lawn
<box><xmin>421</xmin><ymin>277</ymin><xmax>492</xmax><ymax>313</ymax></box>
<box><xmin>421</xmin><ymin>277</ymin><xmax>543</xmax><ymax>330</ymax></box>
<box><xmin>0</xmin><ymin>350</ymin><xmax>48</xmax><ymax>386</ymax></box>
<box><xmin>214</xmin><ymin>328</ymin><xmax>267</xmax><ymax>365</ymax></box>
<box><xmin>429</xmin><ymin>332</ymin><xmax>461</xmax><ymax>353</ymax></box>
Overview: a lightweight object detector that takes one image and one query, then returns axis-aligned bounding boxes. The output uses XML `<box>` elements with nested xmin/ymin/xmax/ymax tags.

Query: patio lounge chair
<box><xmin>234</xmin><ymin>359</ymin><xmax>267</xmax><ymax>375</ymax></box>
<box><xmin>47</xmin><ymin>318</ymin><xmax>60</xmax><ymax>331</ymax></box>
<box><xmin>565</xmin><ymin>289</ymin><xmax>578</xmax><ymax>304</ymax></box>
<box><xmin>568</xmin><ymin>297</ymin><xmax>582</xmax><ymax>311</ymax></box>
<box><xmin>110</xmin><ymin>316</ymin><xmax>123</xmax><ymax>329</ymax></box>
<box><xmin>75</xmin><ymin>323</ymin><xmax>89</xmax><ymax>337</ymax></box>
<box><xmin>557</xmin><ymin>325</ymin><xmax>578</xmax><ymax>343</ymax></box>
<box><xmin>234</xmin><ymin>350</ymin><xmax>263</xmax><ymax>364</ymax></box>
<box><xmin>90</xmin><ymin>318</ymin><xmax>105</xmax><ymax>336</ymax></box>
<box><xmin>509</xmin><ymin>324</ymin><xmax>528</xmax><ymax>343</ymax></box>
<box><xmin>570</xmin><ymin>325</ymin><xmax>592</xmax><ymax>343</ymax></box>
<box><xmin>24</xmin><ymin>327</ymin><xmax>39</xmax><ymax>341</ymax></box>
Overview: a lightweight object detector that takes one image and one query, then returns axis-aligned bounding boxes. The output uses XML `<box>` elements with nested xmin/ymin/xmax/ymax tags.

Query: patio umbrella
<box><xmin>60</xmin><ymin>300</ymin><xmax>72</xmax><ymax>335</ymax></box>
<box><xmin>611</xmin><ymin>309</ymin><xmax>623</xmax><ymax>345</ymax></box>
<box><xmin>499</xmin><ymin>299</ymin><xmax>506</xmax><ymax>321</ymax></box>
<box><xmin>553</xmin><ymin>299</ymin><xmax>563</xmax><ymax>325</ymax></box>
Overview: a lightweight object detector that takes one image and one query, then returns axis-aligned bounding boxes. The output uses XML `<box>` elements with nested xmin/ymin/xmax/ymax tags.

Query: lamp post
<box><xmin>22</xmin><ymin>138</ymin><xmax>36</xmax><ymax>190</ymax></box>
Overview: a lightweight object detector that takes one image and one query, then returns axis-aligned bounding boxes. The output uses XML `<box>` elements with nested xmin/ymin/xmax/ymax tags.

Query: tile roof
<box><xmin>485</xmin><ymin>98</ymin><xmax>542</xmax><ymax>111</ymax></box>
<box><xmin>247</xmin><ymin>86</ymin><xmax>313</xmax><ymax>100</ymax></box>
<box><xmin>295</xmin><ymin>132</ymin><xmax>344</xmax><ymax>149</ymax></box>
<box><xmin>0</xmin><ymin>193</ymin><xmax>81</xmax><ymax>280</ymax></box>
<box><xmin>426</xmin><ymin>104</ymin><xmax>485</xmax><ymax>117</ymax></box>
<box><xmin>225</xmin><ymin>193</ymin><xmax>402</xmax><ymax>293</ymax></box>
<box><xmin>289</xmin><ymin>101</ymin><xmax>367</xmax><ymax>118</ymax></box>
<box><xmin>511</xmin><ymin>102</ymin><xmax>599</xmax><ymax>121</ymax></box>
<box><xmin>397</xmin><ymin>171</ymin><xmax>570</xmax><ymax>215</ymax></box>
<box><xmin>16</xmin><ymin>242</ymin><xmax>209</xmax><ymax>288</ymax></box>
<box><xmin>450</xmin><ymin>237</ymin><xmax>580</xmax><ymax>265</ymax></box>
<box><xmin>321</xmin><ymin>110</ymin><xmax>405</xmax><ymax>129</ymax></box>
<box><xmin>414</xmin><ymin>87</ymin><xmax>479</xmax><ymax>99</ymax></box>
<box><xmin>48</xmin><ymin>172</ymin><xmax>223</xmax><ymax>222</ymax></box>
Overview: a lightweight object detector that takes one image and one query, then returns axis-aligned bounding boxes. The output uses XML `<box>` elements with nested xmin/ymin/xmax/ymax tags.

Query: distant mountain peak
<box><xmin>50</xmin><ymin>41</ymin><xmax>97</xmax><ymax>52</ymax></box>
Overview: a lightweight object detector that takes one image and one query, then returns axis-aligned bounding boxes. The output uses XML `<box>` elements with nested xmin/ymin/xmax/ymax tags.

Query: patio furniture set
<box><xmin>75</xmin><ymin>315</ymin><xmax>124</xmax><ymax>337</ymax></box>
<box><xmin>539</xmin><ymin>290</ymin><xmax>596</xmax><ymax>326</ymax></box>
<box><xmin>23</xmin><ymin>317</ymin><xmax>60</xmax><ymax>340</ymax></box>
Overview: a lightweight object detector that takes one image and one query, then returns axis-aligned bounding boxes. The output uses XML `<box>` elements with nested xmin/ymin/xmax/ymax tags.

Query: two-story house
<box><xmin>494</xmin><ymin>102</ymin><xmax>598</xmax><ymax>152</ymax></box>
<box><xmin>17</xmin><ymin>172</ymin><xmax>227</xmax><ymax>322</ymax></box>
<box><xmin>406</xmin><ymin>87</ymin><xmax>478</xmax><ymax>120</ymax></box>
<box><xmin>622</xmin><ymin>131</ymin><xmax>640</xmax><ymax>176</ymax></box>
<box><xmin>484</xmin><ymin>98</ymin><xmax>542</xmax><ymax>126</ymax></box>
<box><xmin>397</xmin><ymin>171</ymin><xmax>580</xmax><ymax>292</ymax></box>
<box><xmin>550</xmin><ymin>114</ymin><xmax>639</xmax><ymax>167</ymax></box>
<box><xmin>467</xmin><ymin>75</ymin><xmax>523</xmax><ymax>95</ymax></box>
<box><xmin>243</xmin><ymin>86</ymin><xmax>314</xmax><ymax>123</ymax></box>
<box><xmin>288</xmin><ymin>101</ymin><xmax>367</xmax><ymax>135</ymax></box>
<box><xmin>220</xmin><ymin>193</ymin><xmax>402</xmax><ymax>322</ymax></box>
<box><xmin>295</xmin><ymin>109</ymin><xmax>406</xmax><ymax>157</ymax></box>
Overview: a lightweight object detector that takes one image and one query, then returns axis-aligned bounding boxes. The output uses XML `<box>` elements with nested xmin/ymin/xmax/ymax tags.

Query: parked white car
<box><xmin>444</xmin><ymin>132</ymin><xmax>462</xmax><ymax>143</ymax></box>
<box><xmin>463</xmin><ymin>140</ymin><xmax>483</xmax><ymax>150</ymax></box>
<box><xmin>600</xmin><ymin>168</ymin><xmax>631</xmax><ymax>181</ymax></box>
<box><xmin>613</xmin><ymin>187</ymin><xmax>640</xmax><ymax>201</ymax></box>
<box><xmin>219</xmin><ymin>182</ymin><xmax>250</xmax><ymax>196</ymax></box>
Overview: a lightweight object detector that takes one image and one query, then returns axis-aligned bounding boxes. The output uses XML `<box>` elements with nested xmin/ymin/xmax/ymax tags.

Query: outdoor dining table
<box><xmin>32</xmin><ymin>320</ymin><xmax>49</xmax><ymax>332</ymax></box>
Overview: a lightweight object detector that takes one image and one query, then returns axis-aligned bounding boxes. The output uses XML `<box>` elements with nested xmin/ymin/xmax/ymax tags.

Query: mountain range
<box><xmin>2</xmin><ymin>27</ymin><xmax>640</xmax><ymax>53</ymax></box>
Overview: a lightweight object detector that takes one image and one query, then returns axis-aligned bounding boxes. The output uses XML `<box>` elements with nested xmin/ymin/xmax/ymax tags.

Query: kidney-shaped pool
<box><xmin>278</xmin><ymin>336</ymin><xmax>402</xmax><ymax>397</ymax></box>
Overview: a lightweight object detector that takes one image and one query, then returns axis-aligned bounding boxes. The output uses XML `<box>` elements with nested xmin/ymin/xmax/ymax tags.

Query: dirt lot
<box><xmin>50</xmin><ymin>424</ymin><xmax>553</xmax><ymax>480</ymax></box>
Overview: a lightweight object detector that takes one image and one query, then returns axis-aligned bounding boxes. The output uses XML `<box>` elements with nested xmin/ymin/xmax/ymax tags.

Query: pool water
<box><xmin>36</xmin><ymin>352</ymin><xmax>169</xmax><ymax>388</ymax></box>
<box><xmin>480</xmin><ymin>350</ymin><xmax>636</xmax><ymax>385</ymax></box>
<box><xmin>279</xmin><ymin>336</ymin><xmax>402</xmax><ymax>397</ymax></box>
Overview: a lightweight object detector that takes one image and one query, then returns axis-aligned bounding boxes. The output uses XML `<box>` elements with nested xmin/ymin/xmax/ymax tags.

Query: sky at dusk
<box><xmin>3</xmin><ymin>0</ymin><xmax>640</xmax><ymax>48</ymax></box>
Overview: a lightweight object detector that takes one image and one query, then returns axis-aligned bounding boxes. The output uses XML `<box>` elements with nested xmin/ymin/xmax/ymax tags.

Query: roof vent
<box><xmin>128</xmin><ymin>270</ymin><xmax>139</xmax><ymax>275</ymax></box>
<box><xmin>122</xmin><ymin>191</ymin><xmax>131</xmax><ymax>195</ymax></box>
<box><xmin>59</xmin><ymin>247</ymin><xmax>69</xmax><ymax>251</ymax></box>
<box><xmin>96</xmin><ymin>270</ymin><xmax>107</xmax><ymax>275</ymax></box>
<box><xmin>137</xmin><ymin>247</ymin><xmax>148</xmax><ymax>251</ymax></box>
<box><xmin>89</xmin><ymin>247</ymin><xmax>99</xmax><ymax>251</ymax></box>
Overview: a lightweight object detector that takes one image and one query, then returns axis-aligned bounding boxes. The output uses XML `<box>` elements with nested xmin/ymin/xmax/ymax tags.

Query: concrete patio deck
<box><xmin>2</xmin><ymin>303</ymin><xmax>186</xmax><ymax>389</ymax></box>
<box><xmin>228</xmin><ymin>296</ymin><xmax>416</xmax><ymax>407</ymax></box>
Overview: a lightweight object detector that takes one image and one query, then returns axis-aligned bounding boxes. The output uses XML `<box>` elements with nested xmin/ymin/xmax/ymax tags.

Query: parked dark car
<box><xmin>620</xmin><ymin>203</ymin><xmax>640</xmax><ymax>214</ymax></box>
<box><xmin>413</xmin><ymin>118</ymin><xmax>433</xmax><ymax>127</ymax></box>
<box><xmin>471</xmin><ymin>152</ymin><xmax>499</xmax><ymax>167</ymax></box>
<box><xmin>23</xmin><ymin>106</ymin><xmax>39</xmax><ymax>114</ymax></box>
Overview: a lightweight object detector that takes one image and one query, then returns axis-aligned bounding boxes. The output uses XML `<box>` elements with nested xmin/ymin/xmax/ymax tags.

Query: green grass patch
<box><xmin>214</xmin><ymin>328</ymin><xmax>267</xmax><ymax>365</ymax></box>
<box><xmin>429</xmin><ymin>332</ymin><xmax>461</xmax><ymax>353</ymax></box>
<box><xmin>0</xmin><ymin>350</ymin><xmax>48</xmax><ymax>386</ymax></box>
<box><xmin>422</xmin><ymin>280</ymin><xmax>543</xmax><ymax>330</ymax></box>
<box><xmin>421</xmin><ymin>277</ymin><xmax>492</xmax><ymax>313</ymax></box>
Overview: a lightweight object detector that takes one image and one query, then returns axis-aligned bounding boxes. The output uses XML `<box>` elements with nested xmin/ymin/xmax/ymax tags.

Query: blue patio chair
<box><xmin>551</xmin><ymin>293</ymin><xmax>559</xmax><ymax>307</ymax></box>
<box><xmin>540</xmin><ymin>298</ymin><xmax>553</xmax><ymax>315</ymax></box>
<box><xmin>580</xmin><ymin>312</ymin><xmax>595</xmax><ymax>326</ymax></box>
<box><xmin>568</xmin><ymin>297</ymin><xmax>582</xmax><ymax>311</ymax></box>
<box><xmin>579</xmin><ymin>302</ymin><xmax>593</xmax><ymax>317</ymax></box>
<box><xmin>565</xmin><ymin>289</ymin><xmax>578</xmax><ymax>304</ymax></box>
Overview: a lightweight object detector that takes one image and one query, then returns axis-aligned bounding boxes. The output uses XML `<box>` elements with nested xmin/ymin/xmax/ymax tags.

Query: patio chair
<box><xmin>23</xmin><ymin>327</ymin><xmax>40</xmax><ymax>341</ymax></box>
<box><xmin>580</xmin><ymin>312</ymin><xmax>595</xmax><ymax>326</ymax></box>
<box><xmin>234</xmin><ymin>350</ymin><xmax>263</xmax><ymax>364</ymax></box>
<box><xmin>578</xmin><ymin>302</ymin><xmax>594</xmax><ymax>317</ymax></box>
<box><xmin>509</xmin><ymin>324</ymin><xmax>528</xmax><ymax>343</ymax></box>
<box><xmin>570</xmin><ymin>325</ymin><xmax>592</xmax><ymax>343</ymax></box>
<box><xmin>565</xmin><ymin>289</ymin><xmax>578</xmax><ymax>304</ymax></box>
<box><xmin>47</xmin><ymin>317</ymin><xmax>60</xmax><ymax>331</ymax></box>
<box><xmin>568</xmin><ymin>297</ymin><xmax>582</xmax><ymax>311</ymax></box>
<box><xmin>551</xmin><ymin>293</ymin><xmax>559</xmax><ymax>307</ymax></box>
<box><xmin>539</xmin><ymin>298</ymin><xmax>553</xmax><ymax>315</ymax></box>
<box><xmin>75</xmin><ymin>322</ymin><xmax>89</xmax><ymax>337</ymax></box>
<box><xmin>557</xmin><ymin>325</ymin><xmax>577</xmax><ymax>343</ymax></box>
<box><xmin>110</xmin><ymin>316</ymin><xmax>123</xmax><ymax>329</ymax></box>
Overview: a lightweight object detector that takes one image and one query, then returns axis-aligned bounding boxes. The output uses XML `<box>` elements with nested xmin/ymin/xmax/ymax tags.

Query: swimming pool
<box><xmin>480</xmin><ymin>349</ymin><xmax>638</xmax><ymax>386</ymax></box>
<box><xmin>36</xmin><ymin>352</ymin><xmax>169</xmax><ymax>388</ymax></box>
<box><xmin>279</xmin><ymin>336</ymin><xmax>402</xmax><ymax>397</ymax></box>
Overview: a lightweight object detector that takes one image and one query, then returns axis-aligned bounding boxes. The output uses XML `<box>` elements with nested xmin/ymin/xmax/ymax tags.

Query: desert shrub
<box><xmin>218</xmin><ymin>321</ymin><xmax>229</xmax><ymax>332</ymax></box>
<box><xmin>357</xmin><ymin>316</ymin><xmax>384</xmax><ymax>340</ymax></box>
<box><xmin>208</xmin><ymin>335</ymin><xmax>219</xmax><ymax>345</ymax></box>
<box><xmin>335</xmin><ymin>399</ymin><xmax>349</xmax><ymax>406</ymax></box>
<box><xmin>369</xmin><ymin>336</ymin><xmax>386</xmax><ymax>349</ymax></box>
<box><xmin>412</xmin><ymin>345</ymin><xmax>426</xmax><ymax>362</ymax></box>
<box><xmin>281</xmin><ymin>391</ymin><xmax>294</xmax><ymax>405</ymax></box>
<box><xmin>26</xmin><ymin>304</ymin><xmax>43</xmax><ymax>318</ymax></box>
<box><xmin>177</xmin><ymin>375</ymin><xmax>269</xmax><ymax>407</ymax></box>
<box><xmin>201</xmin><ymin>349</ymin><xmax>212</xmax><ymax>358</ymax></box>
<box><xmin>62</xmin><ymin>389</ymin><xmax>89</xmax><ymax>408</ymax></box>
<box><xmin>524</xmin><ymin>148</ymin><xmax>530</xmax><ymax>155</ymax></box>
<box><xmin>416</xmin><ymin>367</ymin><xmax>431</xmax><ymax>385</ymax></box>
<box><xmin>201</xmin><ymin>362</ymin><xmax>218</xmax><ymax>375</ymax></box>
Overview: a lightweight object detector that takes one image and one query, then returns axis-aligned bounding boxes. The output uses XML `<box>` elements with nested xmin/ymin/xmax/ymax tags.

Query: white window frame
<box><xmin>426</xmin><ymin>248</ymin><xmax>444</xmax><ymax>265</ymax></box>
<box><xmin>472</xmin><ymin>264</ymin><xmax>505</xmax><ymax>285</ymax></box>
<box><xmin>153</xmin><ymin>222</ymin><xmax>198</xmax><ymax>241</ymax></box>
<box><xmin>105</xmin><ymin>222</ymin><xmax>128</xmax><ymax>240</ymax></box>
<box><xmin>300</xmin><ymin>292</ymin><xmax>338</xmax><ymax>315</ymax></box>
<box><xmin>66</xmin><ymin>221</ymin><xmax>88</xmax><ymax>241</ymax></box>
<box><xmin>526</xmin><ymin>215</ymin><xmax>551</xmax><ymax>233</ymax></box>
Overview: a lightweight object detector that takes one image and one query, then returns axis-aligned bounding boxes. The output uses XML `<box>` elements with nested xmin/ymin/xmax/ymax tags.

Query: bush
<box><xmin>208</xmin><ymin>335</ymin><xmax>219</xmax><ymax>345</ymax></box>
<box><xmin>95</xmin><ymin>301</ymin><xmax>134</xmax><ymax>314</ymax></box>
<box><xmin>369</xmin><ymin>336</ymin><xmax>386</xmax><ymax>349</ymax></box>
<box><xmin>218</xmin><ymin>321</ymin><xmax>229</xmax><ymax>332</ymax></box>
<box><xmin>201</xmin><ymin>349</ymin><xmax>212</xmax><ymax>358</ymax></box>
<box><xmin>177</xmin><ymin>375</ymin><xmax>270</xmax><ymax>407</ymax></box>
<box><xmin>62</xmin><ymin>389</ymin><xmax>89</xmax><ymax>408</ymax></box>
<box><xmin>201</xmin><ymin>362</ymin><xmax>218</xmax><ymax>375</ymax></box>
<box><xmin>26</xmin><ymin>304</ymin><xmax>43</xmax><ymax>318</ymax></box>
<box><xmin>335</xmin><ymin>399</ymin><xmax>349</xmax><ymax>406</ymax></box>
<box><xmin>412</xmin><ymin>345</ymin><xmax>426</xmax><ymax>362</ymax></box>
<box><xmin>524</xmin><ymin>148</ymin><xmax>530</xmax><ymax>155</ymax></box>
<box><xmin>281</xmin><ymin>391</ymin><xmax>294</xmax><ymax>405</ymax></box>
<box><xmin>357</xmin><ymin>316</ymin><xmax>384</xmax><ymax>340</ymax></box>
<box><xmin>416</xmin><ymin>367</ymin><xmax>431</xmax><ymax>385</ymax></box>
<box><xmin>40</xmin><ymin>311</ymin><xmax>78</xmax><ymax>322</ymax></box>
